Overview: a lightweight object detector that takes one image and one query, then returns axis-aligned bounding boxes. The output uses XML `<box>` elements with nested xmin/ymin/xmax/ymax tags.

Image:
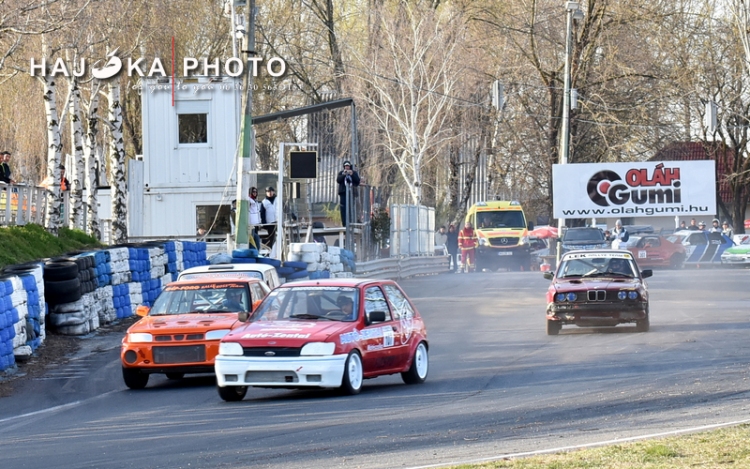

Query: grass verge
<box><xmin>455</xmin><ymin>424</ymin><xmax>750</xmax><ymax>468</ymax></box>
<box><xmin>0</xmin><ymin>223</ymin><xmax>103</xmax><ymax>269</ymax></box>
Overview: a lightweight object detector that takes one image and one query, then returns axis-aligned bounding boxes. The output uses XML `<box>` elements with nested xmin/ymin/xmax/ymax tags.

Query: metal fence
<box><xmin>0</xmin><ymin>184</ymin><xmax>49</xmax><ymax>226</ymax></box>
<box><xmin>390</xmin><ymin>204</ymin><xmax>435</xmax><ymax>257</ymax></box>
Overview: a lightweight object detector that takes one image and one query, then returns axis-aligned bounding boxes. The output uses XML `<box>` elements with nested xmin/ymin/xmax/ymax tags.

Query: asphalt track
<box><xmin>1</xmin><ymin>268</ymin><xmax>750</xmax><ymax>469</ymax></box>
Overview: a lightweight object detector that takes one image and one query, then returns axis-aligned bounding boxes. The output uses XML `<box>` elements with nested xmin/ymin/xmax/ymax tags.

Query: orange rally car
<box><xmin>121</xmin><ymin>277</ymin><xmax>270</xmax><ymax>389</ymax></box>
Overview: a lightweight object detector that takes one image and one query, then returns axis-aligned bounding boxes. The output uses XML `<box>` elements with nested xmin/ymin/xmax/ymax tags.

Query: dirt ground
<box><xmin>0</xmin><ymin>316</ymin><xmax>138</xmax><ymax>398</ymax></box>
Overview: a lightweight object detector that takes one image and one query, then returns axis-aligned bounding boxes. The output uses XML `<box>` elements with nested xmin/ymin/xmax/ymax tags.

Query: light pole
<box><xmin>557</xmin><ymin>1</ymin><xmax>584</xmax><ymax>264</ymax></box>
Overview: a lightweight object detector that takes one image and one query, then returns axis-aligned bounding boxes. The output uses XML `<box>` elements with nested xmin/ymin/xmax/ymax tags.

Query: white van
<box><xmin>178</xmin><ymin>263</ymin><xmax>282</xmax><ymax>290</ymax></box>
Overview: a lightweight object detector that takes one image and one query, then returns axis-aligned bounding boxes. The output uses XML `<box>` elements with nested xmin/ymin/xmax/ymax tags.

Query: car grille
<box><xmin>488</xmin><ymin>237</ymin><xmax>518</xmax><ymax>246</ymax></box>
<box><xmin>152</xmin><ymin>345</ymin><xmax>206</xmax><ymax>364</ymax></box>
<box><xmin>154</xmin><ymin>334</ymin><xmax>205</xmax><ymax>341</ymax></box>
<box><xmin>242</xmin><ymin>347</ymin><xmax>302</xmax><ymax>357</ymax></box>
<box><xmin>587</xmin><ymin>290</ymin><xmax>607</xmax><ymax>301</ymax></box>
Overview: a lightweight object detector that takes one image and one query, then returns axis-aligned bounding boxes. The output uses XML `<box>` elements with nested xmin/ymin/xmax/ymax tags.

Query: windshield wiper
<box><xmin>581</xmin><ymin>271</ymin><xmax>608</xmax><ymax>278</ymax></box>
<box><xmin>289</xmin><ymin>314</ymin><xmax>332</xmax><ymax>320</ymax></box>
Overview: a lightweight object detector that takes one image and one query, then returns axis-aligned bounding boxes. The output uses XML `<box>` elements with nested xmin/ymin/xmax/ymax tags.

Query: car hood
<box><xmin>562</xmin><ymin>240</ymin><xmax>606</xmax><ymax>246</ymax></box>
<box><xmin>224</xmin><ymin>320</ymin><xmax>351</xmax><ymax>346</ymax></box>
<box><xmin>553</xmin><ymin>278</ymin><xmax>642</xmax><ymax>291</ymax></box>
<box><xmin>129</xmin><ymin>313</ymin><xmax>239</xmax><ymax>333</ymax></box>
<box><xmin>723</xmin><ymin>245</ymin><xmax>750</xmax><ymax>255</ymax></box>
<box><xmin>477</xmin><ymin>228</ymin><xmax>524</xmax><ymax>237</ymax></box>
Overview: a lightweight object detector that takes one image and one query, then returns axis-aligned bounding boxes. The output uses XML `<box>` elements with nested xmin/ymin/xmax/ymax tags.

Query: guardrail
<box><xmin>354</xmin><ymin>255</ymin><xmax>450</xmax><ymax>280</ymax></box>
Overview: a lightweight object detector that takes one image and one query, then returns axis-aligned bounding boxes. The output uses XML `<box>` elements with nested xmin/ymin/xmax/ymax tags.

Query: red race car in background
<box><xmin>626</xmin><ymin>234</ymin><xmax>686</xmax><ymax>269</ymax></box>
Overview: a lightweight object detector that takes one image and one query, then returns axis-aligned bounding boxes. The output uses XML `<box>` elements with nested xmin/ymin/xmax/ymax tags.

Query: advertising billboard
<box><xmin>553</xmin><ymin>161</ymin><xmax>716</xmax><ymax>219</ymax></box>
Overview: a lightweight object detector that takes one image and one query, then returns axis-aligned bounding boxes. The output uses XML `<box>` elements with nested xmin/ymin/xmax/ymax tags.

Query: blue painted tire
<box><xmin>258</xmin><ymin>257</ymin><xmax>282</xmax><ymax>268</ymax></box>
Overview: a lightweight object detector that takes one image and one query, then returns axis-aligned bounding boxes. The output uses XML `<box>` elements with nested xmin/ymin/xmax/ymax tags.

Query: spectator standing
<box><xmin>722</xmin><ymin>221</ymin><xmax>734</xmax><ymax>239</ymax></box>
<box><xmin>611</xmin><ymin>219</ymin><xmax>629</xmax><ymax>248</ymax></box>
<box><xmin>678</xmin><ymin>220</ymin><xmax>687</xmax><ymax>230</ymax></box>
<box><xmin>445</xmin><ymin>224</ymin><xmax>459</xmax><ymax>272</ymax></box>
<box><xmin>0</xmin><ymin>151</ymin><xmax>16</xmax><ymax>184</ymax></box>
<box><xmin>688</xmin><ymin>218</ymin><xmax>700</xmax><ymax>230</ymax></box>
<box><xmin>260</xmin><ymin>186</ymin><xmax>278</xmax><ymax>248</ymax></box>
<box><xmin>458</xmin><ymin>221</ymin><xmax>478</xmax><ymax>273</ymax></box>
<box><xmin>248</xmin><ymin>187</ymin><xmax>262</xmax><ymax>250</ymax></box>
<box><xmin>434</xmin><ymin>226</ymin><xmax>447</xmax><ymax>255</ymax></box>
<box><xmin>709</xmin><ymin>218</ymin><xmax>722</xmax><ymax>233</ymax></box>
<box><xmin>336</xmin><ymin>160</ymin><xmax>360</xmax><ymax>227</ymax></box>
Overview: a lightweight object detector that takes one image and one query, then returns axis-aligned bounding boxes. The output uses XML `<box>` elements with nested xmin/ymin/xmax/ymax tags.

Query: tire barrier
<box><xmin>287</xmin><ymin>244</ymin><xmax>355</xmax><ymax>281</ymax></box>
<box><xmin>0</xmin><ymin>240</ymin><xmax>209</xmax><ymax>371</ymax></box>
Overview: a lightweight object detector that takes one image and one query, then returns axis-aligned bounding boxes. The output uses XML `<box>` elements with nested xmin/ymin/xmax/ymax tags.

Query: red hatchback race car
<box><xmin>626</xmin><ymin>234</ymin><xmax>686</xmax><ymax>268</ymax></box>
<box><xmin>214</xmin><ymin>278</ymin><xmax>429</xmax><ymax>401</ymax></box>
<box><xmin>544</xmin><ymin>250</ymin><xmax>652</xmax><ymax>335</ymax></box>
<box><xmin>121</xmin><ymin>278</ymin><xmax>270</xmax><ymax>389</ymax></box>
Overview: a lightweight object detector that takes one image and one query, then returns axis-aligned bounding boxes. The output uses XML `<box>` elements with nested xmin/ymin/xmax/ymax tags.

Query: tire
<box><xmin>401</xmin><ymin>342</ymin><xmax>429</xmax><ymax>385</ymax></box>
<box><xmin>669</xmin><ymin>253</ymin><xmax>684</xmax><ymax>269</ymax></box>
<box><xmin>217</xmin><ymin>385</ymin><xmax>248</xmax><ymax>402</ymax></box>
<box><xmin>340</xmin><ymin>351</ymin><xmax>363</xmax><ymax>395</ymax></box>
<box><xmin>547</xmin><ymin>319</ymin><xmax>561</xmax><ymax>335</ymax></box>
<box><xmin>122</xmin><ymin>367</ymin><xmax>149</xmax><ymax>389</ymax></box>
<box><xmin>43</xmin><ymin>261</ymin><xmax>79</xmax><ymax>281</ymax></box>
<box><xmin>166</xmin><ymin>373</ymin><xmax>184</xmax><ymax>380</ymax></box>
<box><xmin>45</xmin><ymin>278</ymin><xmax>82</xmax><ymax>304</ymax></box>
<box><xmin>636</xmin><ymin>316</ymin><xmax>650</xmax><ymax>332</ymax></box>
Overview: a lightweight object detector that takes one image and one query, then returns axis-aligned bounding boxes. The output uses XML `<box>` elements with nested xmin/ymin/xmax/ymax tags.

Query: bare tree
<box><xmin>350</xmin><ymin>0</ymin><xmax>465</xmax><ymax>206</ymax></box>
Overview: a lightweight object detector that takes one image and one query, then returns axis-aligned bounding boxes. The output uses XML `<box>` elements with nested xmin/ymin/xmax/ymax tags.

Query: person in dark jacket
<box><xmin>445</xmin><ymin>223</ymin><xmax>459</xmax><ymax>272</ymax></box>
<box><xmin>336</xmin><ymin>160</ymin><xmax>360</xmax><ymax>227</ymax></box>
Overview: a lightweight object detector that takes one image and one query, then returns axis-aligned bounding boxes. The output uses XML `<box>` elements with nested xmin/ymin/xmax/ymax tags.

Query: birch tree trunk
<box><xmin>42</xmin><ymin>74</ymin><xmax>63</xmax><ymax>235</ymax></box>
<box><xmin>85</xmin><ymin>81</ymin><xmax>102</xmax><ymax>239</ymax></box>
<box><xmin>68</xmin><ymin>74</ymin><xmax>85</xmax><ymax>230</ymax></box>
<box><xmin>108</xmin><ymin>82</ymin><xmax>128</xmax><ymax>244</ymax></box>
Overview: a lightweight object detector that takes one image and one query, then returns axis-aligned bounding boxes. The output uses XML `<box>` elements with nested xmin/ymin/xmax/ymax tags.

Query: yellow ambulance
<box><xmin>464</xmin><ymin>200</ymin><xmax>533</xmax><ymax>271</ymax></box>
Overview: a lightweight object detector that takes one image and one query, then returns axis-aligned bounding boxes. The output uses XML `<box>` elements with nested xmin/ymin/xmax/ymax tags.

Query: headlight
<box><xmin>566</xmin><ymin>292</ymin><xmax>577</xmax><ymax>302</ymax></box>
<box><xmin>519</xmin><ymin>236</ymin><xmax>529</xmax><ymax>246</ymax></box>
<box><xmin>300</xmin><ymin>342</ymin><xmax>336</xmax><ymax>356</ymax></box>
<box><xmin>206</xmin><ymin>329</ymin><xmax>231</xmax><ymax>340</ymax></box>
<box><xmin>219</xmin><ymin>342</ymin><xmax>243</xmax><ymax>356</ymax></box>
<box><xmin>628</xmin><ymin>291</ymin><xmax>639</xmax><ymax>300</ymax></box>
<box><xmin>555</xmin><ymin>293</ymin><xmax>566</xmax><ymax>302</ymax></box>
<box><xmin>618</xmin><ymin>291</ymin><xmax>627</xmax><ymax>300</ymax></box>
<box><xmin>127</xmin><ymin>333</ymin><xmax>153</xmax><ymax>343</ymax></box>
<box><xmin>479</xmin><ymin>238</ymin><xmax>488</xmax><ymax>246</ymax></box>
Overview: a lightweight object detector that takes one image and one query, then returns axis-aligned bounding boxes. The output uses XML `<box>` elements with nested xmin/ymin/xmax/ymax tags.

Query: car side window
<box><xmin>383</xmin><ymin>284</ymin><xmax>415</xmax><ymax>321</ymax></box>
<box><xmin>364</xmin><ymin>287</ymin><xmax>391</xmax><ymax>322</ymax></box>
<box><xmin>688</xmin><ymin>233</ymin><xmax>707</xmax><ymax>245</ymax></box>
<box><xmin>249</xmin><ymin>283</ymin><xmax>264</xmax><ymax>302</ymax></box>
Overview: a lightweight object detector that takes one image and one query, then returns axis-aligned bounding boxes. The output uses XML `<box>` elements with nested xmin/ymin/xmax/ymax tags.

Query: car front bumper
<box><xmin>476</xmin><ymin>246</ymin><xmax>530</xmax><ymax>265</ymax></box>
<box><xmin>215</xmin><ymin>354</ymin><xmax>348</xmax><ymax>388</ymax></box>
<box><xmin>721</xmin><ymin>255</ymin><xmax>750</xmax><ymax>265</ymax></box>
<box><xmin>547</xmin><ymin>302</ymin><xmax>648</xmax><ymax>325</ymax></box>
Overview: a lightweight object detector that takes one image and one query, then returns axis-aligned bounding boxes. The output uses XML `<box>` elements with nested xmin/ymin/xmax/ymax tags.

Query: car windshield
<box><xmin>558</xmin><ymin>257</ymin><xmax>636</xmax><ymax>279</ymax></box>
<box><xmin>563</xmin><ymin>229</ymin><xmax>605</xmax><ymax>242</ymax></box>
<box><xmin>250</xmin><ymin>286</ymin><xmax>359</xmax><ymax>322</ymax></box>
<box><xmin>149</xmin><ymin>282</ymin><xmax>250</xmax><ymax>315</ymax></box>
<box><xmin>475</xmin><ymin>211</ymin><xmax>526</xmax><ymax>229</ymax></box>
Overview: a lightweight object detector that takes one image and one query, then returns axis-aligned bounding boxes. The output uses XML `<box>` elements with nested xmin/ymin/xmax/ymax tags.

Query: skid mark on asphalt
<box><xmin>33</xmin><ymin>355</ymin><xmax>101</xmax><ymax>381</ymax></box>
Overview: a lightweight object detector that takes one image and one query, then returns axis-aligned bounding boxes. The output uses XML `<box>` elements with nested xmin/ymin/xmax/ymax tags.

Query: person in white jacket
<box><xmin>248</xmin><ymin>187</ymin><xmax>262</xmax><ymax>249</ymax></box>
<box><xmin>260</xmin><ymin>186</ymin><xmax>278</xmax><ymax>248</ymax></box>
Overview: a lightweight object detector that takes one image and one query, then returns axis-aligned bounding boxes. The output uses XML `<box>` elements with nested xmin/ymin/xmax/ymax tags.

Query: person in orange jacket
<box><xmin>458</xmin><ymin>221</ymin><xmax>478</xmax><ymax>273</ymax></box>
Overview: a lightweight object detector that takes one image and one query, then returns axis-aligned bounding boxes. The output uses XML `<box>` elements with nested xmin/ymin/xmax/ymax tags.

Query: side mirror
<box><xmin>527</xmin><ymin>222</ymin><xmax>535</xmax><ymax>230</ymax></box>
<box><xmin>368</xmin><ymin>311</ymin><xmax>387</xmax><ymax>324</ymax></box>
<box><xmin>135</xmin><ymin>305</ymin><xmax>150</xmax><ymax>317</ymax></box>
<box><xmin>543</xmin><ymin>272</ymin><xmax>554</xmax><ymax>281</ymax></box>
<box><xmin>641</xmin><ymin>269</ymin><xmax>653</xmax><ymax>279</ymax></box>
<box><xmin>238</xmin><ymin>311</ymin><xmax>250</xmax><ymax>322</ymax></box>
